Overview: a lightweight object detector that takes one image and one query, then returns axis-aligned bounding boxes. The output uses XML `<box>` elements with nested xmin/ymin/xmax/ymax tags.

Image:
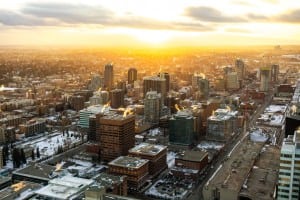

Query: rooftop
<box><xmin>35</xmin><ymin>176</ymin><xmax>94</xmax><ymax>200</ymax></box>
<box><xmin>109</xmin><ymin>156</ymin><xmax>149</xmax><ymax>169</ymax></box>
<box><xmin>239</xmin><ymin>145</ymin><xmax>279</xmax><ymax>200</ymax></box>
<box><xmin>208</xmin><ymin>108</ymin><xmax>238</xmax><ymax>121</ymax></box>
<box><xmin>94</xmin><ymin>173</ymin><xmax>126</xmax><ymax>188</ymax></box>
<box><xmin>0</xmin><ymin>181</ymin><xmax>42</xmax><ymax>200</ymax></box>
<box><xmin>129</xmin><ymin>143</ymin><xmax>167</xmax><ymax>156</ymax></box>
<box><xmin>13</xmin><ymin>163</ymin><xmax>56</xmax><ymax>181</ymax></box>
<box><xmin>176</xmin><ymin>150</ymin><xmax>208</xmax><ymax>163</ymax></box>
<box><xmin>205</xmin><ymin>138</ymin><xmax>264</xmax><ymax>192</ymax></box>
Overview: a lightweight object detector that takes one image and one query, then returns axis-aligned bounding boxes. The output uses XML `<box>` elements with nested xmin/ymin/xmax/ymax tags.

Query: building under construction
<box><xmin>99</xmin><ymin>112</ymin><xmax>135</xmax><ymax>162</ymax></box>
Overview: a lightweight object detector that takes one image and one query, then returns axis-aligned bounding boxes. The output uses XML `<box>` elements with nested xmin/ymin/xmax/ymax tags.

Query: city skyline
<box><xmin>0</xmin><ymin>0</ymin><xmax>300</xmax><ymax>46</ymax></box>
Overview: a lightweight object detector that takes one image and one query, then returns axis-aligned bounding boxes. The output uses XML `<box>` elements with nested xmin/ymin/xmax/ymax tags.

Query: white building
<box><xmin>277</xmin><ymin>130</ymin><xmax>300</xmax><ymax>200</ymax></box>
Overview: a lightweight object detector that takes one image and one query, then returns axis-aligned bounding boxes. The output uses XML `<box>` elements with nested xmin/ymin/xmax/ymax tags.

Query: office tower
<box><xmin>226</xmin><ymin>72</ymin><xmax>239</xmax><ymax>90</ymax></box>
<box><xmin>116</xmin><ymin>81</ymin><xmax>126</xmax><ymax>92</ymax></box>
<box><xmin>110</xmin><ymin>89</ymin><xmax>124</xmax><ymax>109</ymax></box>
<box><xmin>169</xmin><ymin>110</ymin><xmax>194</xmax><ymax>146</ymax></box>
<box><xmin>197</xmin><ymin>77</ymin><xmax>209</xmax><ymax>100</ymax></box>
<box><xmin>88</xmin><ymin>74</ymin><xmax>104</xmax><ymax>91</ymax></box>
<box><xmin>260</xmin><ymin>67</ymin><xmax>271</xmax><ymax>92</ymax></box>
<box><xmin>235</xmin><ymin>59</ymin><xmax>245</xmax><ymax>80</ymax></box>
<box><xmin>108</xmin><ymin>156</ymin><xmax>149</xmax><ymax>190</ymax></box>
<box><xmin>206</xmin><ymin>108</ymin><xmax>238</xmax><ymax>142</ymax></box>
<box><xmin>144</xmin><ymin>91</ymin><xmax>161</xmax><ymax>124</ymax></box>
<box><xmin>158</xmin><ymin>72</ymin><xmax>170</xmax><ymax>92</ymax></box>
<box><xmin>143</xmin><ymin>76</ymin><xmax>166</xmax><ymax>98</ymax></box>
<box><xmin>277</xmin><ymin>130</ymin><xmax>300</xmax><ymax>200</ymax></box>
<box><xmin>79</xmin><ymin>105</ymin><xmax>109</xmax><ymax>129</ymax></box>
<box><xmin>271</xmin><ymin>64</ymin><xmax>279</xmax><ymax>82</ymax></box>
<box><xmin>69</xmin><ymin>95</ymin><xmax>85</xmax><ymax>111</ymax></box>
<box><xmin>89</xmin><ymin>90</ymin><xmax>109</xmax><ymax>106</ymax></box>
<box><xmin>129</xmin><ymin>143</ymin><xmax>167</xmax><ymax>177</ymax></box>
<box><xmin>88</xmin><ymin>114</ymin><xmax>101</xmax><ymax>142</ymax></box>
<box><xmin>104</xmin><ymin>63</ymin><xmax>114</xmax><ymax>90</ymax></box>
<box><xmin>99</xmin><ymin>113</ymin><xmax>135</xmax><ymax>161</ymax></box>
<box><xmin>128</xmin><ymin>68</ymin><xmax>137</xmax><ymax>85</ymax></box>
<box><xmin>192</xmin><ymin>73</ymin><xmax>204</xmax><ymax>90</ymax></box>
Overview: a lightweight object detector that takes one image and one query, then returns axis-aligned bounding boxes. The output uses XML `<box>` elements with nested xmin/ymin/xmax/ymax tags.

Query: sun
<box><xmin>134</xmin><ymin>30</ymin><xmax>172</xmax><ymax>45</ymax></box>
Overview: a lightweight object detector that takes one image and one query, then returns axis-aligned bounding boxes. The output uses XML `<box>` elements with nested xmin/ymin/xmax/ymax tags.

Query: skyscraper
<box><xmin>158</xmin><ymin>72</ymin><xmax>170</xmax><ymax>92</ymax></box>
<box><xmin>277</xmin><ymin>130</ymin><xmax>300</xmax><ymax>200</ymax></box>
<box><xmin>99</xmin><ymin>112</ymin><xmax>135</xmax><ymax>161</ymax></box>
<box><xmin>226</xmin><ymin>72</ymin><xmax>239</xmax><ymax>90</ymax></box>
<box><xmin>260</xmin><ymin>67</ymin><xmax>271</xmax><ymax>92</ymax></box>
<box><xmin>235</xmin><ymin>59</ymin><xmax>245</xmax><ymax>80</ymax></box>
<box><xmin>110</xmin><ymin>89</ymin><xmax>124</xmax><ymax>109</ymax></box>
<box><xmin>143</xmin><ymin>76</ymin><xmax>166</xmax><ymax>98</ymax></box>
<box><xmin>169</xmin><ymin>110</ymin><xmax>194</xmax><ymax>146</ymax></box>
<box><xmin>88</xmin><ymin>74</ymin><xmax>104</xmax><ymax>91</ymax></box>
<box><xmin>128</xmin><ymin>68</ymin><xmax>137</xmax><ymax>85</ymax></box>
<box><xmin>271</xmin><ymin>64</ymin><xmax>279</xmax><ymax>82</ymax></box>
<box><xmin>144</xmin><ymin>91</ymin><xmax>161</xmax><ymax>124</ymax></box>
<box><xmin>104</xmin><ymin>63</ymin><xmax>114</xmax><ymax>90</ymax></box>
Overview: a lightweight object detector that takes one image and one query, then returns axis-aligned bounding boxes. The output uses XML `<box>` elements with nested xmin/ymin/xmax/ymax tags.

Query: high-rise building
<box><xmin>128</xmin><ymin>68</ymin><xmax>137</xmax><ymax>85</ymax></box>
<box><xmin>277</xmin><ymin>130</ymin><xmax>300</xmax><ymax>200</ymax></box>
<box><xmin>143</xmin><ymin>76</ymin><xmax>166</xmax><ymax>98</ymax></box>
<box><xmin>88</xmin><ymin>114</ymin><xmax>101</xmax><ymax>142</ymax></box>
<box><xmin>169</xmin><ymin>110</ymin><xmax>194</xmax><ymax>146</ymax></box>
<box><xmin>99</xmin><ymin>112</ymin><xmax>135</xmax><ymax>161</ymax></box>
<box><xmin>110</xmin><ymin>89</ymin><xmax>124</xmax><ymax>109</ymax></box>
<box><xmin>79</xmin><ymin>105</ymin><xmax>109</xmax><ymax>129</ymax></box>
<box><xmin>260</xmin><ymin>67</ymin><xmax>271</xmax><ymax>92</ymax></box>
<box><xmin>226</xmin><ymin>72</ymin><xmax>239</xmax><ymax>90</ymax></box>
<box><xmin>206</xmin><ymin>108</ymin><xmax>238</xmax><ymax>142</ymax></box>
<box><xmin>196</xmin><ymin>77</ymin><xmax>209</xmax><ymax>100</ymax></box>
<box><xmin>271</xmin><ymin>64</ymin><xmax>279</xmax><ymax>82</ymax></box>
<box><xmin>144</xmin><ymin>91</ymin><xmax>161</xmax><ymax>124</ymax></box>
<box><xmin>104</xmin><ymin>63</ymin><xmax>114</xmax><ymax>90</ymax></box>
<box><xmin>158</xmin><ymin>72</ymin><xmax>170</xmax><ymax>92</ymax></box>
<box><xmin>89</xmin><ymin>91</ymin><xmax>109</xmax><ymax>106</ymax></box>
<box><xmin>235</xmin><ymin>59</ymin><xmax>245</xmax><ymax>80</ymax></box>
<box><xmin>88</xmin><ymin>74</ymin><xmax>104</xmax><ymax>91</ymax></box>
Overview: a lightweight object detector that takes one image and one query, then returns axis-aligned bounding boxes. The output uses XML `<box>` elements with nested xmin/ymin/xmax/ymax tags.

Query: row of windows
<box><xmin>280</xmin><ymin>171</ymin><xmax>291</xmax><ymax>176</ymax></box>
<box><xmin>281</xmin><ymin>154</ymin><xmax>292</xmax><ymax>158</ymax></box>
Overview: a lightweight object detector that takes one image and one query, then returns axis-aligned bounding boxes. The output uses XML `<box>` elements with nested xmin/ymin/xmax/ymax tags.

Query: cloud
<box><xmin>0</xmin><ymin>10</ymin><xmax>53</xmax><ymax>26</ymax></box>
<box><xmin>185</xmin><ymin>6</ymin><xmax>247</xmax><ymax>23</ymax></box>
<box><xmin>276</xmin><ymin>9</ymin><xmax>300</xmax><ymax>23</ymax></box>
<box><xmin>0</xmin><ymin>2</ymin><xmax>214</xmax><ymax>32</ymax></box>
<box><xmin>22</xmin><ymin>3</ymin><xmax>113</xmax><ymax>24</ymax></box>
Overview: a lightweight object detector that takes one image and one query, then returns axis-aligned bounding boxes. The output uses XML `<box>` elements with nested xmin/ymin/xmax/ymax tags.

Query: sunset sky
<box><xmin>0</xmin><ymin>0</ymin><xmax>300</xmax><ymax>46</ymax></box>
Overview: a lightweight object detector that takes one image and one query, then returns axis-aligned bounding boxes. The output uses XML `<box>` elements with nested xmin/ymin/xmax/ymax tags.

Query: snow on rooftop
<box><xmin>197</xmin><ymin>141</ymin><xmax>225</xmax><ymax>151</ymax></box>
<box><xmin>250</xmin><ymin>129</ymin><xmax>268</xmax><ymax>142</ymax></box>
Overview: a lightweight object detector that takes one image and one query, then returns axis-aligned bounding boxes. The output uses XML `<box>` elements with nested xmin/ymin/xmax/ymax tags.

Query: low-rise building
<box><xmin>108</xmin><ymin>156</ymin><xmax>149</xmax><ymax>190</ymax></box>
<box><xmin>128</xmin><ymin>143</ymin><xmax>167</xmax><ymax>177</ymax></box>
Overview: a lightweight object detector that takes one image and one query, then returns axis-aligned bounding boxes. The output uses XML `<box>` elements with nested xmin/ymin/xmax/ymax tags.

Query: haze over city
<box><xmin>0</xmin><ymin>1</ymin><xmax>300</xmax><ymax>200</ymax></box>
